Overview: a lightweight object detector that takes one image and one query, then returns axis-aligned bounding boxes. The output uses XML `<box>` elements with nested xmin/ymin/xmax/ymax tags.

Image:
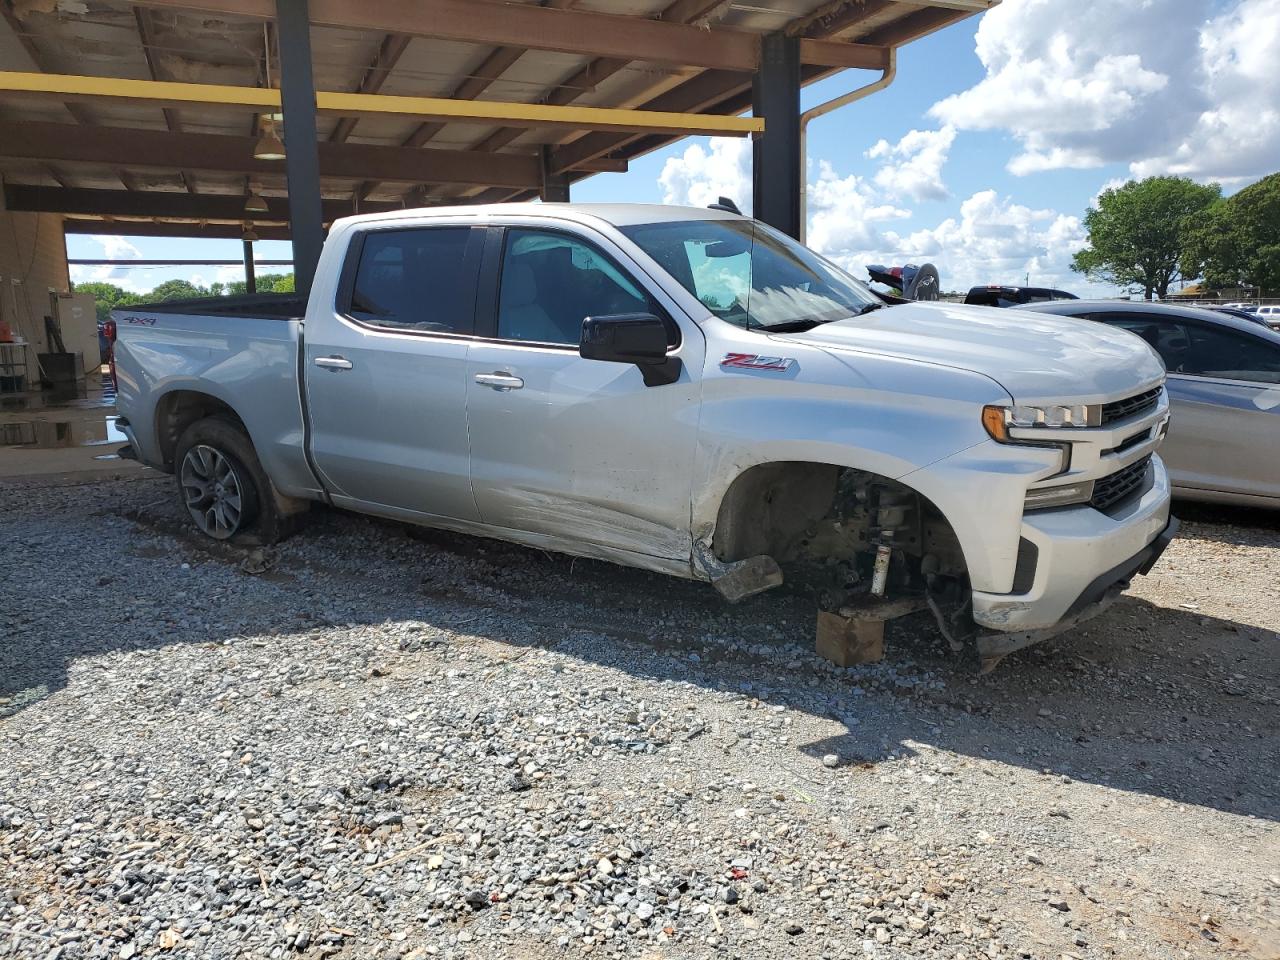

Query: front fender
<box><xmin>691</xmin><ymin>347</ymin><xmax>1010</xmax><ymax>542</ymax></box>
<box><xmin>688</xmin><ymin>341</ymin><xmax>1065</xmax><ymax>593</ymax></box>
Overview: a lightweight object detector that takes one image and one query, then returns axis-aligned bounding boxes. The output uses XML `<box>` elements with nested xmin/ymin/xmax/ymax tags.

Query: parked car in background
<box><xmin>963</xmin><ymin>285</ymin><xmax>1077</xmax><ymax>307</ymax></box>
<box><xmin>111</xmin><ymin>203</ymin><xmax>1176</xmax><ymax>662</ymax></box>
<box><xmin>1207</xmin><ymin>305</ymin><xmax>1275</xmax><ymax>328</ymax></box>
<box><xmin>1221</xmin><ymin>302</ymin><xmax>1259</xmax><ymax>312</ymax></box>
<box><xmin>1021</xmin><ymin>300</ymin><xmax>1280</xmax><ymax>508</ymax></box>
<box><xmin>1255</xmin><ymin>305</ymin><xmax>1280</xmax><ymax>329</ymax></box>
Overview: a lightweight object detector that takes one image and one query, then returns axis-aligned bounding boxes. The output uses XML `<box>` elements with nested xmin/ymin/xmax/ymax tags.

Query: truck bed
<box><xmin>111</xmin><ymin>300</ymin><xmax>320</xmax><ymax>499</ymax></box>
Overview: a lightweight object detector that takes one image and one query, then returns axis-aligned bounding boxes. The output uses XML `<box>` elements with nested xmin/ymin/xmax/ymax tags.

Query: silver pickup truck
<box><xmin>113</xmin><ymin>203</ymin><xmax>1177</xmax><ymax>663</ymax></box>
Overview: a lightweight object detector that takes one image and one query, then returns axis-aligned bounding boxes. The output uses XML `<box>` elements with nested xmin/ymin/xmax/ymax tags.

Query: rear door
<box><xmin>304</xmin><ymin>223</ymin><xmax>484</xmax><ymax>521</ymax></box>
<box><xmin>463</xmin><ymin>222</ymin><xmax>704</xmax><ymax>560</ymax></box>
<box><xmin>1095</xmin><ymin>312</ymin><xmax>1280</xmax><ymax>499</ymax></box>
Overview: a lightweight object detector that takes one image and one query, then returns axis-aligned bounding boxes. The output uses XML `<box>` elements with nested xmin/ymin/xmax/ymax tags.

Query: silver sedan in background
<box><xmin>1020</xmin><ymin>300</ymin><xmax>1280</xmax><ymax>508</ymax></box>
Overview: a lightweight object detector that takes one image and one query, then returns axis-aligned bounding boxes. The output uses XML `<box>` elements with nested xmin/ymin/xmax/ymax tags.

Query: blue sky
<box><xmin>69</xmin><ymin>0</ymin><xmax>1279</xmax><ymax>298</ymax></box>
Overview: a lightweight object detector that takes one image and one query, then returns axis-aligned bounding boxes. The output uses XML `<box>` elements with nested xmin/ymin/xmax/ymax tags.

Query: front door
<box><xmin>305</xmin><ymin>224</ymin><xmax>484</xmax><ymax>521</ymax></box>
<box><xmin>464</xmin><ymin>224</ymin><xmax>704</xmax><ymax>560</ymax></box>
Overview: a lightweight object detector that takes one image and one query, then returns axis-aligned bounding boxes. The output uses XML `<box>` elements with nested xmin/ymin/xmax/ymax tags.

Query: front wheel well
<box><xmin>711</xmin><ymin>461</ymin><xmax>968</xmax><ymax>609</ymax></box>
<box><xmin>155</xmin><ymin>391</ymin><xmax>246</xmax><ymax>471</ymax></box>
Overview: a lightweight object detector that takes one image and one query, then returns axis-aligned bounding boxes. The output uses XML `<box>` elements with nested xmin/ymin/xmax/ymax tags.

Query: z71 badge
<box><xmin>720</xmin><ymin>352</ymin><xmax>795</xmax><ymax>371</ymax></box>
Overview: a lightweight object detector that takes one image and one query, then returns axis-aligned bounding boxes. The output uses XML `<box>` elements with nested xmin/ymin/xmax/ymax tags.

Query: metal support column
<box><xmin>539</xmin><ymin>146</ymin><xmax>570</xmax><ymax>203</ymax></box>
<box><xmin>752</xmin><ymin>32</ymin><xmax>802</xmax><ymax>239</ymax></box>
<box><xmin>242</xmin><ymin>239</ymin><xmax>257</xmax><ymax>294</ymax></box>
<box><xmin>275</xmin><ymin>0</ymin><xmax>323</xmax><ymax>296</ymax></box>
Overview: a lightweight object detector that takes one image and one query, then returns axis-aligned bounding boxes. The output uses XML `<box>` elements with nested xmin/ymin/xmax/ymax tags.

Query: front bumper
<box><xmin>971</xmin><ymin>454</ymin><xmax>1173</xmax><ymax>632</ymax></box>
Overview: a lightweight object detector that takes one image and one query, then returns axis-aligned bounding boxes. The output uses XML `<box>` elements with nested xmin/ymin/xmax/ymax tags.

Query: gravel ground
<box><xmin>2</xmin><ymin>474</ymin><xmax>1278</xmax><ymax>960</ymax></box>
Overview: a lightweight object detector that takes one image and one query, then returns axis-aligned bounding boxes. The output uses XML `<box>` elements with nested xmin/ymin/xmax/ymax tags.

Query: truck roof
<box><xmin>331</xmin><ymin>202</ymin><xmax>744</xmax><ymax>232</ymax></box>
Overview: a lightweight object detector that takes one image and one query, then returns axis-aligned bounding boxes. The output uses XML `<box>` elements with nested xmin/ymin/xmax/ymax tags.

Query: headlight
<box><xmin>982</xmin><ymin>403</ymin><xmax>1100</xmax><ymax>442</ymax></box>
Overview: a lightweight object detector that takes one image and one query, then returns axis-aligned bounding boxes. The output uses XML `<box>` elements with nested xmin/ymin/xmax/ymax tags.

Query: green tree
<box><xmin>215</xmin><ymin>273</ymin><xmax>293</xmax><ymax>296</ymax></box>
<box><xmin>1071</xmin><ymin>176</ymin><xmax>1221</xmax><ymax>300</ymax></box>
<box><xmin>1183</xmin><ymin>172</ymin><xmax>1280</xmax><ymax>292</ymax></box>
<box><xmin>147</xmin><ymin>279</ymin><xmax>209</xmax><ymax>302</ymax></box>
<box><xmin>71</xmin><ymin>281</ymin><xmax>135</xmax><ymax>322</ymax></box>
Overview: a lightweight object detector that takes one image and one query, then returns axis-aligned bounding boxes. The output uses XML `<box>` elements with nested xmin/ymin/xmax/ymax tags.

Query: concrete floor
<box><xmin>0</xmin><ymin>371</ymin><xmax>150</xmax><ymax>480</ymax></box>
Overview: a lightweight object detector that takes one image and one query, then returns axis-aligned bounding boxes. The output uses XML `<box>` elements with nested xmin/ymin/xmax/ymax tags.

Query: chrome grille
<box><xmin>1091</xmin><ymin>456</ymin><xmax>1152</xmax><ymax>512</ymax></box>
<box><xmin>1101</xmin><ymin>386</ymin><xmax>1162</xmax><ymax>426</ymax></box>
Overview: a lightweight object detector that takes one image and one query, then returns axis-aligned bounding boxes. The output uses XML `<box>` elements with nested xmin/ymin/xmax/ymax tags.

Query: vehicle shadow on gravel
<box><xmin>5</xmin><ymin>497</ymin><xmax>1276</xmax><ymax>828</ymax></box>
<box><xmin>399</xmin><ymin>517</ymin><xmax>1280</xmax><ymax>823</ymax></box>
<box><xmin>1172</xmin><ymin>499</ymin><xmax>1280</xmax><ymax>544</ymax></box>
<box><xmin>796</xmin><ymin>596</ymin><xmax>1279</xmax><ymax>822</ymax></box>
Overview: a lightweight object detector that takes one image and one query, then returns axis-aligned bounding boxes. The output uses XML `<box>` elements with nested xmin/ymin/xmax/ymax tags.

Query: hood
<box><xmin>781</xmin><ymin>301</ymin><xmax>1165</xmax><ymax>404</ymax></box>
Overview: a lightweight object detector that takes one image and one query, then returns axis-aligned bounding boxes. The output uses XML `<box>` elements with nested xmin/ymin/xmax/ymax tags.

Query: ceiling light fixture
<box><xmin>253</xmin><ymin>120</ymin><xmax>286</xmax><ymax>161</ymax></box>
<box><xmin>244</xmin><ymin>190</ymin><xmax>269</xmax><ymax>213</ymax></box>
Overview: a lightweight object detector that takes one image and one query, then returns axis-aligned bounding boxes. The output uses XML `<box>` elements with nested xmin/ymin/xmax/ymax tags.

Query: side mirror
<box><xmin>579</xmin><ymin>313</ymin><xmax>682</xmax><ymax>386</ymax></box>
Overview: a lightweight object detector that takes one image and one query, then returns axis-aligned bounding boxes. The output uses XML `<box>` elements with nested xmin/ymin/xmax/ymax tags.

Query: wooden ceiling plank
<box><xmin>132</xmin><ymin>0</ymin><xmax>887</xmax><ymax>73</ymax></box>
<box><xmin>329</xmin><ymin>32</ymin><xmax>412</xmax><ymax>144</ymax></box>
<box><xmin>134</xmin><ymin>6</ymin><xmax>200</xmax><ymax>193</ymax></box>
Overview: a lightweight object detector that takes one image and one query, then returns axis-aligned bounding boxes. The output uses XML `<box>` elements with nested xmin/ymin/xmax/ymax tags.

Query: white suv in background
<box><xmin>1255</xmin><ymin>305</ymin><xmax>1280</xmax><ymax>329</ymax></box>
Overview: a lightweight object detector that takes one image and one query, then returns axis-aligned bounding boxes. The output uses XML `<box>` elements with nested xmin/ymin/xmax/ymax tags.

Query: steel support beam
<box><xmin>275</xmin><ymin>0</ymin><xmax>323</xmax><ymax>297</ymax></box>
<box><xmin>243</xmin><ymin>239</ymin><xmax>257</xmax><ymax>293</ymax></box>
<box><xmin>752</xmin><ymin>33</ymin><xmax>802</xmax><ymax>239</ymax></box>
<box><xmin>63</xmin><ymin>219</ymin><xmax>293</xmax><ymax>241</ymax></box>
<box><xmin>0</xmin><ymin>72</ymin><xmax>763</xmax><ymax>138</ymax></box>
<box><xmin>539</xmin><ymin>146</ymin><xmax>570</xmax><ymax>203</ymax></box>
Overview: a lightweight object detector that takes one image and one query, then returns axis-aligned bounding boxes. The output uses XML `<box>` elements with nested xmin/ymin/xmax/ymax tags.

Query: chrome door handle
<box><xmin>474</xmin><ymin>372</ymin><xmax>524</xmax><ymax>391</ymax></box>
<box><xmin>314</xmin><ymin>356</ymin><xmax>353</xmax><ymax>371</ymax></box>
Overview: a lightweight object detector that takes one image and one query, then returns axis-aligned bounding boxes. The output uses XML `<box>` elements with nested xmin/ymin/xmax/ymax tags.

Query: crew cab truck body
<box><xmin>113</xmin><ymin>204</ymin><xmax>1176</xmax><ymax>662</ymax></box>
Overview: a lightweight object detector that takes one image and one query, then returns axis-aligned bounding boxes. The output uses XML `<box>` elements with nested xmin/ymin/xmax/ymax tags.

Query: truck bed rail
<box><xmin>119</xmin><ymin>293</ymin><xmax>306</xmax><ymax>321</ymax></box>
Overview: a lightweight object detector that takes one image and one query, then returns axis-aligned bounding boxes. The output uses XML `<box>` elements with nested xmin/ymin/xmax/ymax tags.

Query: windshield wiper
<box><xmin>856</xmin><ymin>302</ymin><xmax>885</xmax><ymax>315</ymax></box>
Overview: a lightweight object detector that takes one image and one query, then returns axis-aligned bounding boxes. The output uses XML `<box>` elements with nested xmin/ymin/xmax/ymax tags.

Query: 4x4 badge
<box><xmin>721</xmin><ymin>353</ymin><xmax>795</xmax><ymax>371</ymax></box>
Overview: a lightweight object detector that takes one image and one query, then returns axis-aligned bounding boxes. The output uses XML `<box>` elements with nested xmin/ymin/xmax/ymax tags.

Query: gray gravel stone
<box><xmin>0</xmin><ymin>474</ymin><xmax>1275</xmax><ymax>960</ymax></box>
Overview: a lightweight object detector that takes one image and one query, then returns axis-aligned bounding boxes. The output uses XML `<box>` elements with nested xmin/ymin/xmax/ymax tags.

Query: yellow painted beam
<box><xmin>0</xmin><ymin>72</ymin><xmax>764</xmax><ymax>137</ymax></box>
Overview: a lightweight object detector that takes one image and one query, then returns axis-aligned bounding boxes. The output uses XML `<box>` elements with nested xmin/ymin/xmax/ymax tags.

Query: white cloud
<box><xmin>655</xmin><ymin>135</ymin><xmax>1118</xmax><ymax>297</ymax></box>
<box><xmin>929</xmin><ymin>0</ymin><xmax>1280</xmax><ymax>184</ymax></box>
<box><xmin>1130</xmin><ymin>0</ymin><xmax>1280</xmax><ymax>183</ymax></box>
<box><xmin>68</xmin><ymin>235</ymin><xmax>150</xmax><ymax>291</ymax></box>
<box><xmin>806</xmin><ymin>161</ymin><xmax>910</xmax><ymax>259</ymax></box>
<box><xmin>659</xmin><ymin>137</ymin><xmax>752</xmax><ymax>212</ymax></box>
<box><xmin>887</xmin><ymin>190</ymin><xmax>1092</xmax><ymax>294</ymax></box>
<box><xmin>866</xmin><ymin>125</ymin><xmax>956</xmax><ymax>202</ymax></box>
<box><xmin>812</xmin><ymin>188</ymin><xmax>1104</xmax><ymax>296</ymax></box>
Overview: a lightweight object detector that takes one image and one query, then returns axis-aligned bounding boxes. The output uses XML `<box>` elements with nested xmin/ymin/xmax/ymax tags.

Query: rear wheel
<box><xmin>174</xmin><ymin>416</ymin><xmax>305</xmax><ymax>544</ymax></box>
<box><xmin>179</xmin><ymin>442</ymin><xmax>257</xmax><ymax>539</ymax></box>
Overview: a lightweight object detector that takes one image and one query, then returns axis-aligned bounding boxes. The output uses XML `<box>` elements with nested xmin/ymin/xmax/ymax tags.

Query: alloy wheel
<box><xmin>180</xmin><ymin>444</ymin><xmax>245</xmax><ymax>539</ymax></box>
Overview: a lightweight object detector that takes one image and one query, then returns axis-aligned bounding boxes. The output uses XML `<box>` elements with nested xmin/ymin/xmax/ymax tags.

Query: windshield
<box><xmin>620</xmin><ymin>218</ymin><xmax>883</xmax><ymax>331</ymax></box>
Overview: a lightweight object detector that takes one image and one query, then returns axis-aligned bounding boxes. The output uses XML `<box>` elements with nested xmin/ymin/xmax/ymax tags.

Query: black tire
<box><xmin>174</xmin><ymin>416</ymin><xmax>303</xmax><ymax>545</ymax></box>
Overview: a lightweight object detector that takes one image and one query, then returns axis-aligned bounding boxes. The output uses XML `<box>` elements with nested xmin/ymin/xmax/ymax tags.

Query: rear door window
<box><xmin>346</xmin><ymin>227</ymin><xmax>479</xmax><ymax>334</ymax></box>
